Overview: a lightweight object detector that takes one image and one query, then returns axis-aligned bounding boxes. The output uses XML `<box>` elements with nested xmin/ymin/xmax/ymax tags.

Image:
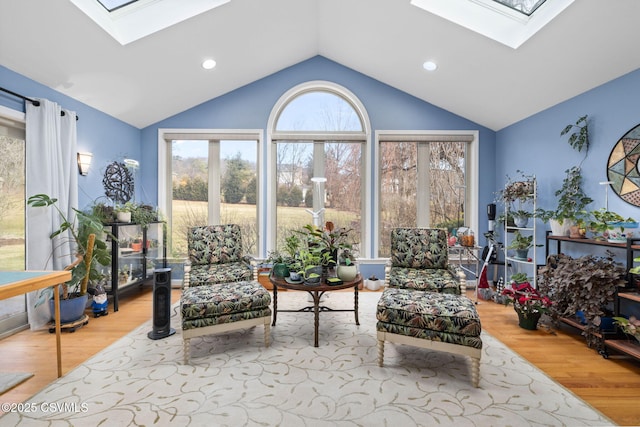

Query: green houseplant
<box><xmin>536</xmin><ymin>115</ymin><xmax>593</xmax><ymax>235</ymax></box>
<box><xmin>28</xmin><ymin>194</ymin><xmax>112</xmax><ymax>322</ymax></box>
<box><xmin>587</xmin><ymin>208</ymin><xmax>637</xmax><ymax>242</ymax></box>
<box><xmin>538</xmin><ymin>252</ymin><xmax>627</xmax><ymax>348</ymax></box>
<box><xmin>507</xmin><ymin>230</ymin><xmax>539</xmax><ymax>260</ymax></box>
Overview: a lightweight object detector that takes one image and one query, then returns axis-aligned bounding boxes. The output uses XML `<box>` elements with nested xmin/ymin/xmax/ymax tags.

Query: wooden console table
<box><xmin>0</xmin><ymin>270</ymin><xmax>71</xmax><ymax>378</ymax></box>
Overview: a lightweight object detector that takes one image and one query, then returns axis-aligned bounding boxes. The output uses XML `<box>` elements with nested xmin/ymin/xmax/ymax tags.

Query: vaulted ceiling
<box><xmin>2</xmin><ymin>0</ymin><xmax>640</xmax><ymax>131</ymax></box>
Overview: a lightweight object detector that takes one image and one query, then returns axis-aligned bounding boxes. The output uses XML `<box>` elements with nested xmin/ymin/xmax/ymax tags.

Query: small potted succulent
<box><xmin>365</xmin><ymin>274</ymin><xmax>381</xmax><ymax>291</ymax></box>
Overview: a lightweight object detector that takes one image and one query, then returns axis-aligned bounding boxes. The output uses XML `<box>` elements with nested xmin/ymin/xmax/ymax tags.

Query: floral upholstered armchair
<box><xmin>384</xmin><ymin>228</ymin><xmax>466</xmax><ymax>294</ymax></box>
<box><xmin>184</xmin><ymin>224</ymin><xmax>257</xmax><ymax>288</ymax></box>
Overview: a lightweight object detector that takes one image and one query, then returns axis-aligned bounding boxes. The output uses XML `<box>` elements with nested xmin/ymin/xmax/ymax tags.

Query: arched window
<box><xmin>267</xmin><ymin>82</ymin><xmax>370</xmax><ymax>258</ymax></box>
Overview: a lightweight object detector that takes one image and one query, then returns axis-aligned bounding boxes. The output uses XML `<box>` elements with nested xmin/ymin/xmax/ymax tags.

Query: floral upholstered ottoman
<box><xmin>181</xmin><ymin>280</ymin><xmax>271</xmax><ymax>362</ymax></box>
<box><xmin>376</xmin><ymin>287</ymin><xmax>482</xmax><ymax>387</ymax></box>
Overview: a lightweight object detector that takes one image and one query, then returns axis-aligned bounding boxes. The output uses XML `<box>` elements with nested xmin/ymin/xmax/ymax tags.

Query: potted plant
<box><xmin>512</xmin><ymin>209</ymin><xmax>533</xmax><ymax>228</ymax></box>
<box><xmin>495</xmin><ymin>170</ymin><xmax>535</xmax><ymax>206</ymax></box>
<box><xmin>587</xmin><ymin>208</ymin><xmax>638</xmax><ymax>242</ymax></box>
<box><xmin>365</xmin><ymin>274</ymin><xmax>381</xmax><ymax>291</ymax></box>
<box><xmin>612</xmin><ymin>316</ymin><xmax>640</xmax><ymax>343</ymax></box>
<box><xmin>507</xmin><ymin>230</ymin><xmax>539</xmax><ymax>260</ymax></box>
<box><xmin>266</xmin><ymin>250</ymin><xmax>290</xmax><ymax>278</ymax></box>
<box><xmin>536</xmin><ymin>116</ymin><xmax>593</xmax><ymax>236</ymax></box>
<box><xmin>131</xmin><ymin>203</ymin><xmax>159</xmax><ymax>229</ymax></box>
<box><xmin>538</xmin><ymin>252</ymin><xmax>627</xmax><ymax>348</ymax></box>
<box><xmin>297</xmin><ymin>249</ymin><xmax>322</xmax><ymax>285</ymax></box>
<box><xmin>297</xmin><ymin>222</ymin><xmax>354</xmax><ymax>267</ymax></box>
<box><xmin>536</xmin><ymin>167</ymin><xmax>593</xmax><ymax>236</ymax></box>
<box><xmin>336</xmin><ymin>249</ymin><xmax>358</xmax><ymax>282</ymax></box>
<box><xmin>501</xmin><ymin>279</ymin><xmax>552</xmax><ymax>330</ymax></box>
<box><xmin>114</xmin><ymin>202</ymin><xmax>134</xmax><ymax>222</ymax></box>
<box><xmin>27</xmin><ymin>194</ymin><xmax>112</xmax><ymax>323</ymax></box>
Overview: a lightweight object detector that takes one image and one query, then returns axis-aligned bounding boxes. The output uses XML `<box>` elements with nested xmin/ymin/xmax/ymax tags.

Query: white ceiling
<box><xmin>1</xmin><ymin>0</ymin><xmax>640</xmax><ymax>131</ymax></box>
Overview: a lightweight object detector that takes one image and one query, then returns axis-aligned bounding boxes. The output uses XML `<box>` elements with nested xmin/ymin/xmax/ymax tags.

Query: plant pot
<box><xmin>116</xmin><ymin>211</ymin><xmax>131</xmax><ymax>222</ymax></box>
<box><xmin>607</xmin><ymin>221</ymin><xmax>639</xmax><ymax>243</ymax></box>
<box><xmin>569</xmin><ymin>225</ymin><xmax>586</xmax><ymax>239</ymax></box>
<box><xmin>365</xmin><ymin>279</ymin><xmax>381</xmax><ymax>291</ymax></box>
<box><xmin>514</xmin><ymin>249</ymin><xmax>529</xmax><ymax>260</ymax></box>
<box><xmin>272</xmin><ymin>263</ymin><xmax>290</xmax><ymax>278</ymax></box>
<box><xmin>131</xmin><ymin>242</ymin><xmax>142</xmax><ymax>252</ymax></box>
<box><xmin>549</xmin><ymin>219</ymin><xmax>573</xmax><ymax>237</ymax></box>
<box><xmin>304</xmin><ymin>266</ymin><xmax>322</xmax><ymax>286</ymax></box>
<box><xmin>515</xmin><ymin>308</ymin><xmax>541</xmax><ymax>330</ymax></box>
<box><xmin>337</xmin><ymin>264</ymin><xmax>358</xmax><ymax>282</ymax></box>
<box><xmin>514</xmin><ymin>215</ymin><xmax>529</xmax><ymax>228</ymax></box>
<box><xmin>49</xmin><ymin>293</ymin><xmax>89</xmax><ymax>324</ymax></box>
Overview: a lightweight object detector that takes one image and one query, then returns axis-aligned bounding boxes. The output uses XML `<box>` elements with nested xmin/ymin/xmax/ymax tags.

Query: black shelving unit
<box><xmin>103</xmin><ymin>221</ymin><xmax>166</xmax><ymax>311</ymax></box>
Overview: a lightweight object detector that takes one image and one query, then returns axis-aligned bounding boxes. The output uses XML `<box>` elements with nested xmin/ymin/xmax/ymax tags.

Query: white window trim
<box><xmin>157</xmin><ymin>128</ymin><xmax>263</xmax><ymax>255</ymax></box>
<box><xmin>266</xmin><ymin>81</ymin><xmax>372</xmax><ymax>258</ymax></box>
<box><xmin>374</xmin><ymin>130</ymin><xmax>479</xmax><ymax>258</ymax></box>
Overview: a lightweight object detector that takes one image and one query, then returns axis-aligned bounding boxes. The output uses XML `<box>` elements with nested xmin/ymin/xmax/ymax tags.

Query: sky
<box><xmin>171</xmin><ymin>91</ymin><xmax>361</xmax><ymax>160</ymax></box>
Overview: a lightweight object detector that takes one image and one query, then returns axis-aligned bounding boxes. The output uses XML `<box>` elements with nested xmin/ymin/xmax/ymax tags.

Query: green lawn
<box><xmin>170</xmin><ymin>200</ymin><xmax>359</xmax><ymax>257</ymax></box>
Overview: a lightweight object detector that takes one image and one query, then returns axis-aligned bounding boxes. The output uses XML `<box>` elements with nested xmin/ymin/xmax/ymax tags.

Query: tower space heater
<box><xmin>148</xmin><ymin>268</ymin><xmax>176</xmax><ymax>340</ymax></box>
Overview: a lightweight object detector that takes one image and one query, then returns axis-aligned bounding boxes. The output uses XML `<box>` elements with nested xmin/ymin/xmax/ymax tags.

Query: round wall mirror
<box><xmin>607</xmin><ymin>123</ymin><xmax>640</xmax><ymax>207</ymax></box>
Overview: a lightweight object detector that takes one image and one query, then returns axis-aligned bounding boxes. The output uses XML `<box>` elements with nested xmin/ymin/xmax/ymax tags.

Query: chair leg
<box><xmin>377</xmin><ymin>339</ymin><xmax>385</xmax><ymax>367</ymax></box>
<box><xmin>470</xmin><ymin>356</ymin><xmax>480</xmax><ymax>388</ymax></box>
<box><xmin>183</xmin><ymin>337</ymin><xmax>190</xmax><ymax>364</ymax></box>
<box><xmin>264</xmin><ymin>319</ymin><xmax>271</xmax><ymax>347</ymax></box>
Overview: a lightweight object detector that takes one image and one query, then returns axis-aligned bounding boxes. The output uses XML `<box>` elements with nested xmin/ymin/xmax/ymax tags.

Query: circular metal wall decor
<box><xmin>607</xmin><ymin>124</ymin><xmax>640</xmax><ymax>207</ymax></box>
<box><xmin>103</xmin><ymin>161</ymin><xmax>134</xmax><ymax>204</ymax></box>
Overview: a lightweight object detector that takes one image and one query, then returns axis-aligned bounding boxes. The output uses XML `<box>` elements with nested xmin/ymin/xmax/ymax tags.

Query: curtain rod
<box><xmin>0</xmin><ymin>86</ymin><xmax>79</xmax><ymax>120</ymax></box>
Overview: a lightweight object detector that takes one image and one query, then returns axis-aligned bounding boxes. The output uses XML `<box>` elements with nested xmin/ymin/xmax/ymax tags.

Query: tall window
<box><xmin>0</xmin><ymin>107</ymin><xmax>27</xmax><ymax>336</ymax></box>
<box><xmin>378</xmin><ymin>133</ymin><xmax>476</xmax><ymax>257</ymax></box>
<box><xmin>159</xmin><ymin>133</ymin><xmax>260</xmax><ymax>258</ymax></box>
<box><xmin>269</xmin><ymin>84</ymin><xmax>369</xmax><ymax>256</ymax></box>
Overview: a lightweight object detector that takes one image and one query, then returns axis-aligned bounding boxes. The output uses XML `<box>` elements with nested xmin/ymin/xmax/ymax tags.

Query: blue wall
<box><xmin>0</xmin><ymin>65</ymin><xmax>141</xmax><ymax>210</ymax></box>
<box><xmin>496</xmin><ymin>68</ymin><xmax>640</xmax><ymax>260</ymax></box>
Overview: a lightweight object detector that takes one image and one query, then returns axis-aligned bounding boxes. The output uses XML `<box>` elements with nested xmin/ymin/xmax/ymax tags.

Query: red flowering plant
<box><xmin>501</xmin><ymin>280</ymin><xmax>552</xmax><ymax>319</ymax></box>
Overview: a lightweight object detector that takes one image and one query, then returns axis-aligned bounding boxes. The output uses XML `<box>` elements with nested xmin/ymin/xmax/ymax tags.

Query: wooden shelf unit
<box><xmin>546</xmin><ymin>234</ymin><xmax>640</xmax><ymax>361</ymax></box>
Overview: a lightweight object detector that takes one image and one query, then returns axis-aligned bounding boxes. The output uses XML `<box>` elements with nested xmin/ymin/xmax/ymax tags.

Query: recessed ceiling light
<box><xmin>202</xmin><ymin>59</ymin><xmax>217</xmax><ymax>70</ymax></box>
<box><xmin>423</xmin><ymin>61</ymin><xmax>438</xmax><ymax>71</ymax></box>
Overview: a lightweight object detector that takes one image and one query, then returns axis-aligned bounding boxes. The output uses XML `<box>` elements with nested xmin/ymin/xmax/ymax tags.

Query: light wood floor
<box><xmin>1</xmin><ymin>286</ymin><xmax>639</xmax><ymax>425</ymax></box>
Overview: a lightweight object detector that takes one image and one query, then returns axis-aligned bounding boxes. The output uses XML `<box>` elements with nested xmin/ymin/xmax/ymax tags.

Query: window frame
<box><xmin>157</xmin><ymin>129</ymin><xmax>263</xmax><ymax>257</ymax></box>
<box><xmin>266</xmin><ymin>81</ymin><xmax>372</xmax><ymax>258</ymax></box>
<box><xmin>375</xmin><ymin>130</ymin><xmax>479</xmax><ymax>258</ymax></box>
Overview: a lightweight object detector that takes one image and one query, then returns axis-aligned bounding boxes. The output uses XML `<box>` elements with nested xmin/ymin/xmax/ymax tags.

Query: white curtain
<box><xmin>25</xmin><ymin>99</ymin><xmax>78</xmax><ymax>330</ymax></box>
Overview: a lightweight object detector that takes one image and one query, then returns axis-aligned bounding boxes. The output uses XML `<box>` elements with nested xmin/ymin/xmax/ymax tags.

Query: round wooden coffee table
<box><xmin>269</xmin><ymin>274</ymin><xmax>362</xmax><ymax>347</ymax></box>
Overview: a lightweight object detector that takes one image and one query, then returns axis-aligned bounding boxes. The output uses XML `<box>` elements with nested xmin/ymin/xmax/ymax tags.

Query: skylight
<box><xmin>96</xmin><ymin>0</ymin><xmax>138</xmax><ymax>13</ymax></box>
<box><xmin>492</xmin><ymin>0</ymin><xmax>547</xmax><ymax>16</ymax></box>
<box><xmin>411</xmin><ymin>0</ymin><xmax>574</xmax><ymax>49</ymax></box>
<box><xmin>70</xmin><ymin>0</ymin><xmax>231</xmax><ymax>45</ymax></box>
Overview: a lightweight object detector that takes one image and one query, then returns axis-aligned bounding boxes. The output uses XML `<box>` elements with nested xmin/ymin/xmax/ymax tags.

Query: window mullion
<box><xmin>208</xmin><ymin>140</ymin><xmax>221</xmax><ymax>224</ymax></box>
<box><xmin>417</xmin><ymin>142</ymin><xmax>430</xmax><ymax>227</ymax></box>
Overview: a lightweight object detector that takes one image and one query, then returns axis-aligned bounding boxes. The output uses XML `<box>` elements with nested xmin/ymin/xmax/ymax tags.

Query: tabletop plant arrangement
<box><xmin>501</xmin><ymin>274</ymin><xmax>552</xmax><ymax>330</ymax></box>
<box><xmin>290</xmin><ymin>221</ymin><xmax>356</xmax><ymax>284</ymax></box>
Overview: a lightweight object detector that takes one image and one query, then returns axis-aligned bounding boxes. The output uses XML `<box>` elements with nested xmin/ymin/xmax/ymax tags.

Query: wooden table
<box><xmin>269</xmin><ymin>274</ymin><xmax>362</xmax><ymax>347</ymax></box>
<box><xmin>0</xmin><ymin>270</ymin><xmax>71</xmax><ymax>378</ymax></box>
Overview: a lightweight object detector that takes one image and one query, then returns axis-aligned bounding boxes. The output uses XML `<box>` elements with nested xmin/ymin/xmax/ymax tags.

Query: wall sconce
<box><xmin>77</xmin><ymin>152</ymin><xmax>93</xmax><ymax>176</ymax></box>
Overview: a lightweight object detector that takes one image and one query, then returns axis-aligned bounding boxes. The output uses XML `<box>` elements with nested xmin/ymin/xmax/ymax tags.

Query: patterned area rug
<box><xmin>1</xmin><ymin>292</ymin><xmax>614</xmax><ymax>426</ymax></box>
<box><xmin>0</xmin><ymin>372</ymin><xmax>33</xmax><ymax>395</ymax></box>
